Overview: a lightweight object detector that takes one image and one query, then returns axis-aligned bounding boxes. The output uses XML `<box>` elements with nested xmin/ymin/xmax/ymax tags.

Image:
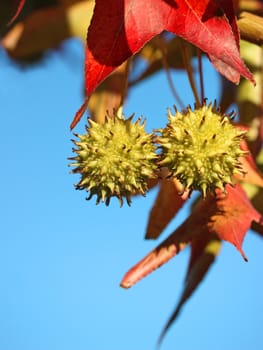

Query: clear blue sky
<box><xmin>1</xmin><ymin>38</ymin><xmax>263</xmax><ymax>350</ymax></box>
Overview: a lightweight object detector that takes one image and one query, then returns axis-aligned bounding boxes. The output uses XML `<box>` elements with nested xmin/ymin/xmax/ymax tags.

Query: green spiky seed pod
<box><xmin>158</xmin><ymin>102</ymin><xmax>248</xmax><ymax>196</ymax></box>
<box><xmin>69</xmin><ymin>113</ymin><xmax>158</xmax><ymax>206</ymax></box>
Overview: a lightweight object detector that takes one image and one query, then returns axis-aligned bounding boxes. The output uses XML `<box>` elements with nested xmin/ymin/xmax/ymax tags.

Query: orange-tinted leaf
<box><xmin>120</xmin><ymin>184</ymin><xmax>262</xmax><ymax>288</ymax></box>
<box><xmin>208</xmin><ymin>184</ymin><xmax>263</xmax><ymax>260</ymax></box>
<box><xmin>120</xmin><ymin>226</ymin><xmax>189</xmax><ymax>289</ymax></box>
<box><xmin>71</xmin><ymin>99</ymin><xmax>89</xmax><ymax>130</ymax></box>
<box><xmin>120</xmin><ymin>195</ymin><xmax>217</xmax><ymax>288</ymax></box>
<box><xmin>158</xmin><ymin>234</ymin><xmax>221</xmax><ymax>344</ymax></box>
<box><xmin>145</xmin><ymin>178</ymin><xmax>189</xmax><ymax>239</ymax></box>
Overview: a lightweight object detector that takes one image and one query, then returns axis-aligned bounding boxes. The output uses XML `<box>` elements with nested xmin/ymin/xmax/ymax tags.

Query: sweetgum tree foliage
<box><xmin>3</xmin><ymin>0</ymin><xmax>263</xmax><ymax>346</ymax></box>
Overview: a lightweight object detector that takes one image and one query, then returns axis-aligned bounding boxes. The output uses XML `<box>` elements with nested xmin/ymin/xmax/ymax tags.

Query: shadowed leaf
<box><xmin>88</xmin><ymin>61</ymin><xmax>129</xmax><ymax>124</ymax></box>
<box><xmin>129</xmin><ymin>37</ymin><xmax>191</xmax><ymax>87</ymax></box>
<box><xmin>237</xmin><ymin>140</ymin><xmax>263</xmax><ymax>187</ymax></box>
<box><xmin>158</xmin><ymin>234</ymin><xmax>221</xmax><ymax>344</ymax></box>
<box><xmin>2</xmin><ymin>1</ymin><xmax>94</xmax><ymax>59</ymax></box>
<box><xmin>145</xmin><ymin>178</ymin><xmax>189</xmax><ymax>239</ymax></box>
<box><xmin>246</xmin><ymin>183</ymin><xmax>263</xmax><ymax>237</ymax></box>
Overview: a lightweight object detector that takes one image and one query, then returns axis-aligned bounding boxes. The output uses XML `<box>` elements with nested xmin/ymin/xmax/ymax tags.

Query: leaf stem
<box><xmin>197</xmin><ymin>48</ymin><xmax>205</xmax><ymax>102</ymax></box>
<box><xmin>180</xmin><ymin>39</ymin><xmax>201</xmax><ymax>107</ymax></box>
<box><xmin>156</xmin><ymin>36</ymin><xmax>185</xmax><ymax>109</ymax></box>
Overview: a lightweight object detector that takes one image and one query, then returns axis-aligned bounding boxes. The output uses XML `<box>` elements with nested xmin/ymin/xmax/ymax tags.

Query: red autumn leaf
<box><xmin>120</xmin><ymin>184</ymin><xmax>263</xmax><ymax>288</ymax></box>
<box><xmin>85</xmin><ymin>0</ymin><xmax>254</xmax><ymax>95</ymax></box>
<box><xmin>71</xmin><ymin>0</ymin><xmax>255</xmax><ymax>128</ymax></box>
<box><xmin>120</xmin><ymin>225</ymin><xmax>190</xmax><ymax>289</ymax></box>
<box><xmin>208</xmin><ymin>0</ymin><xmax>242</xmax><ymax>82</ymax></box>
<box><xmin>120</xmin><ymin>194</ymin><xmax>220</xmax><ymax>289</ymax></box>
<box><xmin>218</xmin><ymin>0</ymin><xmax>239</xmax><ymax>46</ymax></box>
<box><xmin>209</xmin><ymin>184</ymin><xmax>262</xmax><ymax>260</ymax></box>
<box><xmin>158</xmin><ymin>234</ymin><xmax>221</xmax><ymax>344</ymax></box>
<box><xmin>8</xmin><ymin>0</ymin><xmax>25</xmax><ymax>25</ymax></box>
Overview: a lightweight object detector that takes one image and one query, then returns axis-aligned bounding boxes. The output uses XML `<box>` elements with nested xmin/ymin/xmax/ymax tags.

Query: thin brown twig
<box><xmin>119</xmin><ymin>59</ymin><xmax>131</xmax><ymax>108</ymax></box>
<box><xmin>156</xmin><ymin>36</ymin><xmax>185</xmax><ymax>109</ymax></box>
<box><xmin>180</xmin><ymin>39</ymin><xmax>201</xmax><ymax>107</ymax></box>
<box><xmin>197</xmin><ymin>48</ymin><xmax>205</xmax><ymax>102</ymax></box>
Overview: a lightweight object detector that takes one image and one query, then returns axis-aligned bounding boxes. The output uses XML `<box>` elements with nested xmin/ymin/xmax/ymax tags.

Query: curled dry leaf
<box><xmin>1</xmin><ymin>0</ymin><xmax>95</xmax><ymax>59</ymax></box>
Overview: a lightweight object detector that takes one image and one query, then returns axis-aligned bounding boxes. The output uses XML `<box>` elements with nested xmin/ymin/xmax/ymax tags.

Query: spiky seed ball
<box><xmin>69</xmin><ymin>114</ymin><xmax>158</xmax><ymax>206</ymax></box>
<box><xmin>158</xmin><ymin>102</ymin><xmax>248</xmax><ymax>196</ymax></box>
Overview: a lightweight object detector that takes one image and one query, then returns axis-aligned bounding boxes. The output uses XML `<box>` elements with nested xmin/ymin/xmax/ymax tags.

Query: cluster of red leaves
<box><xmin>71</xmin><ymin>0</ymin><xmax>256</xmax><ymax>129</ymax></box>
<box><xmin>75</xmin><ymin>0</ymin><xmax>263</xmax><ymax>341</ymax></box>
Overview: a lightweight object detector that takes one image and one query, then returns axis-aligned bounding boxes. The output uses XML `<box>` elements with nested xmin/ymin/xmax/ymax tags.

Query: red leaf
<box><xmin>208</xmin><ymin>184</ymin><xmax>262</xmax><ymax>260</ymax></box>
<box><xmin>158</xmin><ymin>234</ymin><xmax>221</xmax><ymax>344</ymax></box>
<box><xmin>120</xmin><ymin>194</ymin><xmax>218</xmax><ymax>288</ymax></box>
<box><xmin>120</xmin><ymin>225</ymin><xmax>190</xmax><ymax>289</ymax></box>
<box><xmin>120</xmin><ymin>184</ymin><xmax>262</xmax><ymax>288</ymax></box>
<box><xmin>218</xmin><ymin>0</ymin><xmax>239</xmax><ymax>46</ymax></box>
<box><xmin>85</xmin><ymin>0</ymin><xmax>254</xmax><ymax>97</ymax></box>
<box><xmin>208</xmin><ymin>0</ymin><xmax>242</xmax><ymax>82</ymax></box>
<box><xmin>70</xmin><ymin>98</ymin><xmax>89</xmax><ymax>130</ymax></box>
<box><xmin>8</xmin><ymin>0</ymin><xmax>25</xmax><ymax>25</ymax></box>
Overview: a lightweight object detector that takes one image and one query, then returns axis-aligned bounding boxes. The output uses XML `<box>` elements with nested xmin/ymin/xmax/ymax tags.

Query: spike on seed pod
<box><xmin>69</xmin><ymin>113</ymin><xmax>158</xmax><ymax>206</ymax></box>
<box><xmin>158</xmin><ymin>101</ymin><xmax>248</xmax><ymax>196</ymax></box>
